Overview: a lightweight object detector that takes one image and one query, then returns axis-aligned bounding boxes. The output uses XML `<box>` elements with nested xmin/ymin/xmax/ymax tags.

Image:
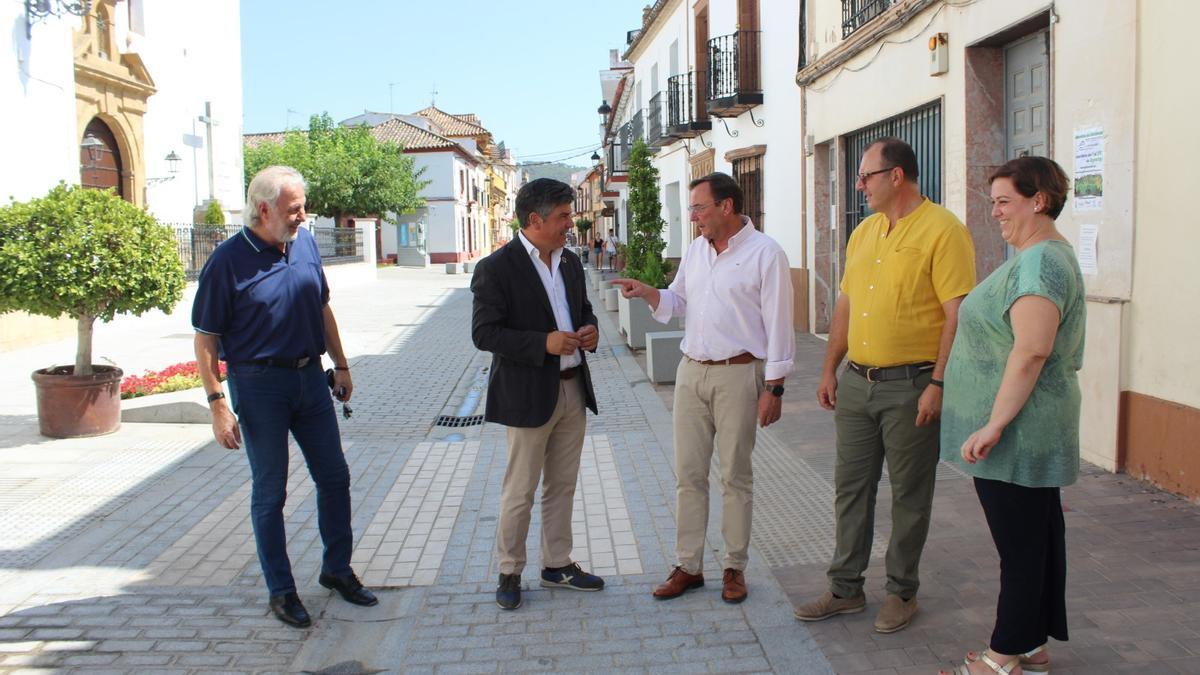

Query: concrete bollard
<box><xmin>463</xmin><ymin>261</ymin><xmax>476</xmax><ymax>273</ymax></box>
<box><xmin>646</xmin><ymin>331</ymin><xmax>686</xmax><ymax>383</ymax></box>
<box><xmin>604</xmin><ymin>286</ymin><xmax>620</xmax><ymax>311</ymax></box>
<box><xmin>445</xmin><ymin>262</ymin><xmax>459</xmax><ymax>274</ymax></box>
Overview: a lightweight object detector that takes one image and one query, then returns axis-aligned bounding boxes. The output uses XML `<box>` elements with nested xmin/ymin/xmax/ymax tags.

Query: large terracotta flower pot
<box><xmin>31</xmin><ymin>365</ymin><xmax>123</xmax><ymax>438</ymax></box>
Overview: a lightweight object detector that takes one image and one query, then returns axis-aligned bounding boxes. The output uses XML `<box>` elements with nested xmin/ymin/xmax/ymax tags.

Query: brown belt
<box><xmin>690</xmin><ymin>352</ymin><xmax>756</xmax><ymax>366</ymax></box>
<box><xmin>560</xmin><ymin>367</ymin><xmax>580</xmax><ymax>380</ymax></box>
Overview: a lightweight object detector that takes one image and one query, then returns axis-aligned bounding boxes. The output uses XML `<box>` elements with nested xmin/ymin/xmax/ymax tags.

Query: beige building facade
<box><xmin>797</xmin><ymin>0</ymin><xmax>1199</xmax><ymax>498</ymax></box>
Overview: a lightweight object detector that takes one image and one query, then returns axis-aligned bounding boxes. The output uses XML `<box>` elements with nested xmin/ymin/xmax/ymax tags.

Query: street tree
<box><xmin>624</xmin><ymin>138</ymin><xmax>668</xmax><ymax>287</ymax></box>
<box><xmin>244</xmin><ymin>113</ymin><xmax>428</xmax><ymax>225</ymax></box>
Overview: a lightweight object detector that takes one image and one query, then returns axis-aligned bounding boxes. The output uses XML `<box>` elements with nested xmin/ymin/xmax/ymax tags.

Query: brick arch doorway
<box><xmin>80</xmin><ymin>118</ymin><xmax>126</xmax><ymax>200</ymax></box>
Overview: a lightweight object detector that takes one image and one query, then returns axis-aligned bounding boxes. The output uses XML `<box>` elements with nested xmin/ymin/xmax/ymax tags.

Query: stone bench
<box><xmin>646</xmin><ymin>330</ymin><xmax>685</xmax><ymax>384</ymax></box>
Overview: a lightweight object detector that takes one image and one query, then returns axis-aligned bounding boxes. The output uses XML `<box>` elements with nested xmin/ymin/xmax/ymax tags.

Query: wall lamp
<box><xmin>25</xmin><ymin>0</ymin><xmax>93</xmax><ymax>39</ymax></box>
<box><xmin>146</xmin><ymin>150</ymin><xmax>182</xmax><ymax>185</ymax></box>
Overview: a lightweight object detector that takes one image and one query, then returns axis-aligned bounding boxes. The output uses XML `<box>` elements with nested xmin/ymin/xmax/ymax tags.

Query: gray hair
<box><xmin>246</xmin><ymin>165</ymin><xmax>306</xmax><ymax>226</ymax></box>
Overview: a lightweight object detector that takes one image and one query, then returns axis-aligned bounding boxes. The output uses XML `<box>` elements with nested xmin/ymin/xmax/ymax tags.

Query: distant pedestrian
<box><xmin>611</xmin><ymin>171</ymin><xmax>795</xmax><ymax>605</ymax></box>
<box><xmin>605</xmin><ymin>228</ymin><xmax>619</xmax><ymax>270</ymax></box>
<box><xmin>471</xmin><ymin>178</ymin><xmax>604</xmax><ymax>611</ymax></box>
<box><xmin>793</xmin><ymin>138</ymin><xmax>976</xmax><ymax>634</ymax></box>
<box><xmin>592</xmin><ymin>236</ymin><xmax>602</xmax><ymax>268</ymax></box>
<box><xmin>939</xmin><ymin>157</ymin><xmax>1083</xmax><ymax>675</ymax></box>
<box><xmin>192</xmin><ymin>165</ymin><xmax>377</xmax><ymax>629</ymax></box>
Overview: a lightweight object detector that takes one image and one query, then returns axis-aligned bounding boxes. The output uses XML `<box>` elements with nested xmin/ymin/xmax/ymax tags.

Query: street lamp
<box><xmin>590</xmin><ymin>151</ymin><xmax>600</xmax><ymax>162</ymax></box>
<box><xmin>597</xmin><ymin>100</ymin><xmax>612</xmax><ymax>116</ymax></box>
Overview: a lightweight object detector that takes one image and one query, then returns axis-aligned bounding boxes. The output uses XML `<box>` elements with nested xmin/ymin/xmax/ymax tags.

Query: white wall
<box><xmin>1</xmin><ymin>6</ymin><xmax>81</xmax><ymax>203</ymax></box>
<box><xmin>135</xmin><ymin>0</ymin><xmax>245</xmax><ymax>224</ymax></box>
<box><xmin>625</xmin><ymin>0</ymin><xmax>804</xmax><ymax>267</ymax></box>
<box><xmin>1126</xmin><ymin>0</ymin><xmax>1200</xmax><ymax>411</ymax></box>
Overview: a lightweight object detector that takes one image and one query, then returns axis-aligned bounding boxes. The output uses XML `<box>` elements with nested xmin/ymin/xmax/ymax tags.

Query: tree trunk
<box><xmin>75</xmin><ymin>314</ymin><xmax>94</xmax><ymax>376</ymax></box>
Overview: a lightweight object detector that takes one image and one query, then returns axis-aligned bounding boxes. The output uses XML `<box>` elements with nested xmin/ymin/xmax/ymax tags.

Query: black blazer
<box><xmin>471</xmin><ymin>237</ymin><xmax>599</xmax><ymax>427</ymax></box>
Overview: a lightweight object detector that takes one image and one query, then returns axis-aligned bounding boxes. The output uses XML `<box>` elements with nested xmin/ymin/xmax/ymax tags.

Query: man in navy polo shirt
<box><xmin>192</xmin><ymin>165</ymin><xmax>376</xmax><ymax>628</ymax></box>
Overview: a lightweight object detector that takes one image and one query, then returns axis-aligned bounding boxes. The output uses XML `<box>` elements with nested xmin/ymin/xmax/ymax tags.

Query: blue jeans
<box><xmin>227</xmin><ymin>361</ymin><xmax>353</xmax><ymax>597</ymax></box>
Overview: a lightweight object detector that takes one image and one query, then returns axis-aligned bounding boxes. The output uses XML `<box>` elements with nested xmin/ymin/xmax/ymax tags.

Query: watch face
<box><xmin>770</xmin><ymin>385</ymin><xmax>785</xmax><ymax>397</ymax></box>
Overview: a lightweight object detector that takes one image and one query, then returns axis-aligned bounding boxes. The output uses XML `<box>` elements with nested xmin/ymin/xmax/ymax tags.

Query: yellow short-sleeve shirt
<box><xmin>840</xmin><ymin>198</ymin><xmax>976</xmax><ymax>366</ymax></box>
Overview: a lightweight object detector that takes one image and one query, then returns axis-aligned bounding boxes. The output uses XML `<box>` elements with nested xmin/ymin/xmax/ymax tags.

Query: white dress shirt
<box><xmin>651</xmin><ymin>217</ymin><xmax>795</xmax><ymax>381</ymax></box>
<box><xmin>518</xmin><ymin>230</ymin><xmax>581</xmax><ymax>370</ymax></box>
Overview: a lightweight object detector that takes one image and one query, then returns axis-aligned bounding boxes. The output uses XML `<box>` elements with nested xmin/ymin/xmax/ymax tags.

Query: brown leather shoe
<box><xmin>721</xmin><ymin>568</ymin><xmax>747</xmax><ymax>604</ymax></box>
<box><xmin>652</xmin><ymin>566</ymin><xmax>704</xmax><ymax>599</ymax></box>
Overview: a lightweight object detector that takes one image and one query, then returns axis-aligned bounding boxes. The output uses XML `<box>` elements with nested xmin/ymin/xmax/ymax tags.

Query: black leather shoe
<box><xmin>268</xmin><ymin>592</ymin><xmax>311</xmax><ymax>628</ymax></box>
<box><xmin>319</xmin><ymin>571</ymin><xmax>378</xmax><ymax>606</ymax></box>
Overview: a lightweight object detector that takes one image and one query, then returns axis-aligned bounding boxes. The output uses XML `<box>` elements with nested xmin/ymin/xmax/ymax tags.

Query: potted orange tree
<box><xmin>0</xmin><ymin>184</ymin><xmax>185</xmax><ymax>437</ymax></box>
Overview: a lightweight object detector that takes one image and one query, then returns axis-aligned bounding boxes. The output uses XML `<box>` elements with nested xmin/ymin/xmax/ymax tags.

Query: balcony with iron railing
<box><xmin>842</xmin><ymin>0</ymin><xmax>892</xmax><ymax>39</ymax></box>
<box><xmin>629</xmin><ymin>109</ymin><xmax>644</xmax><ymax>147</ymax></box>
<box><xmin>706</xmin><ymin>30</ymin><xmax>763</xmax><ymax>118</ymax></box>
<box><xmin>647</xmin><ymin>92</ymin><xmax>670</xmax><ymax>147</ymax></box>
<box><xmin>667</xmin><ymin>71</ymin><xmax>711</xmax><ymax>138</ymax></box>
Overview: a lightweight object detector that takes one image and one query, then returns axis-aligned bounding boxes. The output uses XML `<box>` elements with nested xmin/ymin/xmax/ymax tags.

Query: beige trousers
<box><xmin>496</xmin><ymin>378</ymin><xmax>587</xmax><ymax>575</ymax></box>
<box><xmin>673</xmin><ymin>357</ymin><xmax>763</xmax><ymax>574</ymax></box>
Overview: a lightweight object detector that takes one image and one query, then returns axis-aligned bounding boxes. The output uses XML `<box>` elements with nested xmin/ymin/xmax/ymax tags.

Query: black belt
<box><xmin>560</xmin><ymin>366</ymin><xmax>580</xmax><ymax>380</ymax></box>
<box><xmin>847</xmin><ymin>360</ymin><xmax>934</xmax><ymax>383</ymax></box>
<box><xmin>241</xmin><ymin>356</ymin><xmax>314</xmax><ymax>369</ymax></box>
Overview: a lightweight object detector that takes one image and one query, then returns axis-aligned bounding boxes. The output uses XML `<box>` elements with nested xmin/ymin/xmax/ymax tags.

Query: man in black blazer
<box><xmin>471</xmin><ymin>178</ymin><xmax>603</xmax><ymax>610</ymax></box>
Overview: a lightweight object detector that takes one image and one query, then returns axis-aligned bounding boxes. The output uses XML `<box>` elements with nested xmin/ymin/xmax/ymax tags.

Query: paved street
<box><xmin>1</xmin><ymin>263</ymin><xmax>1198</xmax><ymax>673</ymax></box>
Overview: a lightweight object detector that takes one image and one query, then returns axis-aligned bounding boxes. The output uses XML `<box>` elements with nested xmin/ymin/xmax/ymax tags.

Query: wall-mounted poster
<box><xmin>1073</xmin><ymin>127</ymin><xmax>1104</xmax><ymax>211</ymax></box>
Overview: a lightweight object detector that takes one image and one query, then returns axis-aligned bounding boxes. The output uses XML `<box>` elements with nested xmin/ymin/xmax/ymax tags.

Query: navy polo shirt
<box><xmin>192</xmin><ymin>226</ymin><xmax>330</xmax><ymax>363</ymax></box>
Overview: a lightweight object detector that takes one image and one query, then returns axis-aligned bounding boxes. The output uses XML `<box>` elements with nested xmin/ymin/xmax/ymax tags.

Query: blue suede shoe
<box><xmin>540</xmin><ymin>562</ymin><xmax>605</xmax><ymax>591</ymax></box>
<box><xmin>496</xmin><ymin>573</ymin><xmax>522</xmax><ymax>610</ymax></box>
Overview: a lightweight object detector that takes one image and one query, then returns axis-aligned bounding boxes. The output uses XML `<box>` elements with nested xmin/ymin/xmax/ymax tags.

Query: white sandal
<box><xmin>967</xmin><ymin>644</ymin><xmax>1049</xmax><ymax>672</ymax></box>
<box><xmin>947</xmin><ymin>651</ymin><xmax>1020</xmax><ymax>674</ymax></box>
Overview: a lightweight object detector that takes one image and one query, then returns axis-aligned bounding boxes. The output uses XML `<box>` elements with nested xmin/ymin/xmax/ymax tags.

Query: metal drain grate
<box><xmin>434</xmin><ymin>414</ymin><xmax>484</xmax><ymax>428</ymax></box>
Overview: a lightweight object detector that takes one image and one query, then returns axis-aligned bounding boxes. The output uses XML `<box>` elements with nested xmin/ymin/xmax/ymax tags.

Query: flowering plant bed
<box><xmin>120</xmin><ymin>361</ymin><xmax>226</xmax><ymax>400</ymax></box>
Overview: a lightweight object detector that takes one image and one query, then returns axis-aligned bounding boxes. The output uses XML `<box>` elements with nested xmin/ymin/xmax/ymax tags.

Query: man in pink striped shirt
<box><xmin>612</xmin><ymin>172</ymin><xmax>795</xmax><ymax>605</ymax></box>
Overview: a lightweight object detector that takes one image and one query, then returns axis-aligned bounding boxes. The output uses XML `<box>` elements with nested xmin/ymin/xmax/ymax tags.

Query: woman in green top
<box><xmin>939</xmin><ymin>157</ymin><xmax>1085</xmax><ymax>675</ymax></box>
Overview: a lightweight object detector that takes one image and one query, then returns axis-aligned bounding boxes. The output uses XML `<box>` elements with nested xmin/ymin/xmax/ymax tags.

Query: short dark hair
<box><xmin>867</xmin><ymin>137</ymin><xmax>919</xmax><ymax>183</ymax></box>
<box><xmin>689</xmin><ymin>172</ymin><xmax>743</xmax><ymax>214</ymax></box>
<box><xmin>989</xmin><ymin>156</ymin><xmax>1070</xmax><ymax>219</ymax></box>
<box><xmin>516</xmin><ymin>178</ymin><xmax>575</xmax><ymax>228</ymax></box>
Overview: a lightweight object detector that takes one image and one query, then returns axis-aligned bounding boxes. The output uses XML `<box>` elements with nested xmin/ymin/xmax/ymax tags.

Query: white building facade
<box><xmin>609</xmin><ymin>0</ymin><xmax>808</xmax><ymax>326</ymax></box>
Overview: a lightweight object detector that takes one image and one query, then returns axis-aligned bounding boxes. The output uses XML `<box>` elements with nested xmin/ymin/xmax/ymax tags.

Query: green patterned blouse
<box><xmin>940</xmin><ymin>240</ymin><xmax>1086</xmax><ymax>487</ymax></box>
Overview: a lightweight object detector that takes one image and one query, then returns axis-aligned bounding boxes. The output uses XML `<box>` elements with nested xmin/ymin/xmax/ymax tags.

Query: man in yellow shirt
<box><xmin>794</xmin><ymin>137</ymin><xmax>975</xmax><ymax>633</ymax></box>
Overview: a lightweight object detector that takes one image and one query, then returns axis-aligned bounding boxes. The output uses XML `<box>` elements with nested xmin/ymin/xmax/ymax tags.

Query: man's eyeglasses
<box><xmin>856</xmin><ymin>167</ymin><xmax>895</xmax><ymax>183</ymax></box>
<box><xmin>688</xmin><ymin>199</ymin><xmax>725</xmax><ymax>213</ymax></box>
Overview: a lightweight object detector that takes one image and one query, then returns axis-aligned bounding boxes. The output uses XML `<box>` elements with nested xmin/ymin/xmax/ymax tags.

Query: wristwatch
<box><xmin>768</xmin><ymin>384</ymin><xmax>785</xmax><ymax>397</ymax></box>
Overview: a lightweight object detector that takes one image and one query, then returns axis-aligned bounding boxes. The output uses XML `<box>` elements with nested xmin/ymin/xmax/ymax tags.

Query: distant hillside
<box><xmin>519</xmin><ymin>162</ymin><xmax>587</xmax><ymax>185</ymax></box>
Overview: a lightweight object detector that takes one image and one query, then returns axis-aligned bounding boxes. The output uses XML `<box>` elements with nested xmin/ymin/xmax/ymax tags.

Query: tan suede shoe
<box><xmin>792</xmin><ymin>591</ymin><xmax>866</xmax><ymax>621</ymax></box>
<box><xmin>874</xmin><ymin>594</ymin><xmax>917</xmax><ymax>633</ymax></box>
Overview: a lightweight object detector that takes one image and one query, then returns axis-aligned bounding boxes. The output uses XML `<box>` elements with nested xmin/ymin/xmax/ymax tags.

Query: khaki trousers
<box><xmin>673</xmin><ymin>357</ymin><xmax>763</xmax><ymax>574</ymax></box>
<box><xmin>496</xmin><ymin>378</ymin><xmax>586</xmax><ymax>575</ymax></box>
<box><xmin>827</xmin><ymin>368</ymin><xmax>940</xmax><ymax>600</ymax></box>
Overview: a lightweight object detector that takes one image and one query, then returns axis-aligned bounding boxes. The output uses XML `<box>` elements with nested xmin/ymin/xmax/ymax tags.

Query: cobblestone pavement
<box><xmin>0</xmin><ymin>264</ymin><xmax>828</xmax><ymax>673</ymax></box>
<box><xmin>3</xmin><ymin>263</ymin><xmax>1198</xmax><ymax>673</ymax></box>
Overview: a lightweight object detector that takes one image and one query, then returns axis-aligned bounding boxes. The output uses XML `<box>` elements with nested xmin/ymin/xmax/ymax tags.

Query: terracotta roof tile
<box><xmin>243</xmin><ymin>118</ymin><xmax>459</xmax><ymax>153</ymax></box>
<box><xmin>243</xmin><ymin>131</ymin><xmax>289</xmax><ymax>148</ymax></box>
<box><xmin>368</xmin><ymin>118</ymin><xmax>457</xmax><ymax>150</ymax></box>
<box><xmin>414</xmin><ymin>105</ymin><xmax>488</xmax><ymax>137</ymax></box>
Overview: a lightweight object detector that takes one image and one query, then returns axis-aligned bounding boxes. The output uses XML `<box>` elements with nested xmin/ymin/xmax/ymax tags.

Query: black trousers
<box><xmin>974</xmin><ymin>477</ymin><xmax>1069</xmax><ymax>654</ymax></box>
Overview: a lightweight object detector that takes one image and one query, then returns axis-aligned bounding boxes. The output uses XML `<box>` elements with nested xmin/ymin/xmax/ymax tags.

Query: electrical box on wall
<box><xmin>929</xmin><ymin>33</ymin><xmax>949</xmax><ymax>76</ymax></box>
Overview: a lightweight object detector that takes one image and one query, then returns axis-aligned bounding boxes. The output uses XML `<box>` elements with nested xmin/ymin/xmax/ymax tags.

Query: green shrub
<box><xmin>203</xmin><ymin>200</ymin><xmax>226</xmax><ymax>226</ymax></box>
<box><xmin>0</xmin><ymin>184</ymin><xmax>185</xmax><ymax>375</ymax></box>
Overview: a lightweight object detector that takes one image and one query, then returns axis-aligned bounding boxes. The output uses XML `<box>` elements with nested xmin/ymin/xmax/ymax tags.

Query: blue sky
<box><xmin>240</xmin><ymin>1</ymin><xmax>652</xmax><ymax>166</ymax></box>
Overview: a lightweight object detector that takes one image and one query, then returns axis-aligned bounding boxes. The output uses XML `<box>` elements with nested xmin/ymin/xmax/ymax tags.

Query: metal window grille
<box><xmin>842</xmin><ymin>0</ymin><xmax>892</xmax><ymax>39</ymax></box>
<box><xmin>732</xmin><ymin>154</ymin><xmax>765</xmax><ymax>231</ymax></box>
<box><xmin>843</xmin><ymin>100</ymin><xmax>942</xmax><ymax>238</ymax></box>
